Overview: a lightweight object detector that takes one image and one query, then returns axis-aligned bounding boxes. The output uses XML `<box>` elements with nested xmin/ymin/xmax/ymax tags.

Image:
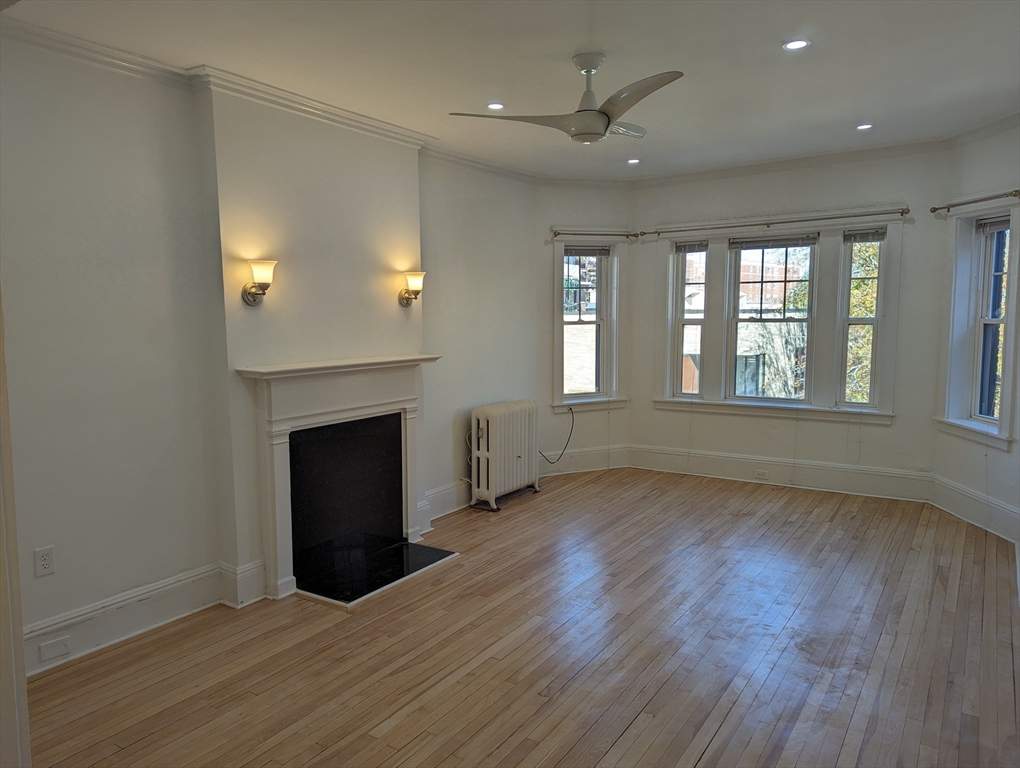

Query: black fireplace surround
<box><xmin>289</xmin><ymin>413</ymin><xmax>453</xmax><ymax>603</ymax></box>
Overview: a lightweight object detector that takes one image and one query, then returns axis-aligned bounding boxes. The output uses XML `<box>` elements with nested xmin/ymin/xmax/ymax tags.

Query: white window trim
<box><xmin>666</xmin><ymin>242</ymin><xmax>709</xmax><ymax>398</ymax></box>
<box><xmin>937</xmin><ymin>200</ymin><xmax>1019</xmax><ymax>451</ymax></box>
<box><xmin>552</xmin><ymin>236</ymin><xmax>625</xmax><ymax>408</ymax></box>
<box><xmin>657</xmin><ymin>214</ymin><xmax>903</xmax><ymax>421</ymax></box>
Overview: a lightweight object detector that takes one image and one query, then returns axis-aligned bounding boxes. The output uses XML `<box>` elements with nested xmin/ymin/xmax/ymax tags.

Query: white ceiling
<box><xmin>4</xmin><ymin>0</ymin><xmax>1019</xmax><ymax>181</ymax></box>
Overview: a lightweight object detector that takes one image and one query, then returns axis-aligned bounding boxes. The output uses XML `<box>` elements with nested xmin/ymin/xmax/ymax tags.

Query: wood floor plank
<box><xmin>25</xmin><ymin>468</ymin><xmax>1018</xmax><ymax>768</ymax></box>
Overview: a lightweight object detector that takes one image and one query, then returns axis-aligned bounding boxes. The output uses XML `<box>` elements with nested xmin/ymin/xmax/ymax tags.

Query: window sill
<box><xmin>653</xmin><ymin>398</ymin><xmax>894</xmax><ymax>425</ymax></box>
<box><xmin>553</xmin><ymin>398</ymin><xmax>628</xmax><ymax>414</ymax></box>
<box><xmin>934</xmin><ymin>418</ymin><xmax>1014</xmax><ymax>452</ymax></box>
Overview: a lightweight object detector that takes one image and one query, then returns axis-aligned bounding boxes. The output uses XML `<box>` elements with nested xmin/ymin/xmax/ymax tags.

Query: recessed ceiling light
<box><xmin>782</xmin><ymin>40</ymin><xmax>810</xmax><ymax>51</ymax></box>
<box><xmin>487</xmin><ymin>102</ymin><xmax>504</xmax><ymax>110</ymax></box>
<box><xmin>857</xmin><ymin>123</ymin><xmax>873</xmax><ymax>131</ymax></box>
<box><xmin>628</xmin><ymin>159</ymin><xmax>640</xmax><ymax>164</ymax></box>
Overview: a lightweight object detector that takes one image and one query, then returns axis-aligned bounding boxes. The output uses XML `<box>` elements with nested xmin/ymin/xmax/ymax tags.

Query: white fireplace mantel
<box><xmin>238</xmin><ymin>354</ymin><xmax>441</xmax><ymax>598</ymax></box>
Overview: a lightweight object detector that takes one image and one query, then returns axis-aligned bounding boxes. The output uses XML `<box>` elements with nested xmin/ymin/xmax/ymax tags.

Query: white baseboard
<box><xmin>538</xmin><ymin>444</ymin><xmax>631</xmax><ymax>477</ymax></box>
<box><xmin>932</xmin><ymin>476</ymin><xmax>1019</xmax><ymax>544</ymax></box>
<box><xmin>219</xmin><ymin>560</ymin><xmax>265</xmax><ymax>609</ymax></box>
<box><xmin>23</xmin><ymin>563</ymin><xmax>223</xmax><ymax>675</ymax></box>
<box><xmin>422</xmin><ymin>479</ymin><xmax>471</xmax><ymax>530</ymax></box>
<box><xmin>275</xmin><ymin>575</ymin><xmax>297</xmax><ymax>599</ymax></box>
<box><xmin>628</xmin><ymin>444</ymin><xmax>932</xmax><ymax>504</ymax></box>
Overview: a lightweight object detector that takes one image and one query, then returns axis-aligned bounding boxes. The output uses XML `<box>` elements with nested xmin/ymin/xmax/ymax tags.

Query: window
<box><xmin>658</xmin><ymin>216</ymin><xmax>903</xmax><ymax>423</ymax></box>
<box><xmin>729</xmin><ymin>235</ymin><xmax>814</xmax><ymax>400</ymax></box>
<box><xmin>554</xmin><ymin>243</ymin><xmax>620</xmax><ymax>407</ymax></box>
<box><xmin>672</xmin><ymin>243</ymin><xmax>707</xmax><ymax>395</ymax></box>
<box><xmin>975</xmin><ymin>219</ymin><xmax>1010</xmax><ymax>420</ymax></box>
<box><xmin>841</xmin><ymin>230</ymin><xmax>885</xmax><ymax>405</ymax></box>
<box><xmin>938</xmin><ymin>207</ymin><xmax>1017</xmax><ymax>449</ymax></box>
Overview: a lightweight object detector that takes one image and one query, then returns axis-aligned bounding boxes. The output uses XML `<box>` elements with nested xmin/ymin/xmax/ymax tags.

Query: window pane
<box><xmin>845</xmin><ymin>324</ymin><xmax>874</xmax><ymax>403</ymax></box>
<box><xmin>988</xmin><ymin>229</ymin><xmax>1009</xmax><ymax>320</ymax></box>
<box><xmin>579</xmin><ymin>256</ymin><xmax>599</xmax><ymax>320</ymax></box>
<box><xmin>785</xmin><ymin>281</ymin><xmax>810</xmax><ymax>317</ymax></box>
<box><xmin>564</xmin><ymin>324</ymin><xmax>600</xmax><ymax>394</ymax></box>
<box><xmin>738</xmin><ymin>281</ymin><xmax>762</xmax><ymax>318</ymax></box>
<box><xmin>761</xmin><ymin>282</ymin><xmax>785</xmax><ymax>317</ymax></box>
<box><xmin>787</xmin><ymin>247</ymin><xmax>811</xmax><ymax>281</ymax></box>
<box><xmin>680</xmin><ymin>324</ymin><xmax>701</xmax><ymax>394</ymax></box>
<box><xmin>685</xmin><ymin>251</ymin><xmax>706</xmax><ymax>283</ymax></box>
<box><xmin>684</xmin><ymin>251</ymin><xmax>706</xmax><ymax>319</ymax></box>
<box><xmin>735</xmin><ymin>321</ymin><xmax>807</xmax><ymax>399</ymax></box>
<box><xmin>563</xmin><ymin>256</ymin><xmax>580</xmax><ymax>319</ymax></box>
<box><xmin>851</xmin><ymin>241</ymin><xmax>880</xmax><ymax>278</ymax></box>
<box><xmin>978</xmin><ymin>322</ymin><xmax>1003</xmax><ymax>418</ymax></box>
<box><xmin>849</xmin><ymin>278</ymin><xmax>878</xmax><ymax>318</ymax></box>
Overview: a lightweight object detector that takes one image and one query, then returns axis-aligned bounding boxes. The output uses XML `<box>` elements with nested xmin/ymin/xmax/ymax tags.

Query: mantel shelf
<box><xmin>236</xmin><ymin>354</ymin><xmax>442</xmax><ymax>380</ymax></box>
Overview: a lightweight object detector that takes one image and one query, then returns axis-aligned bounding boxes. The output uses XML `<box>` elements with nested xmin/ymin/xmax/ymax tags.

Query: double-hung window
<box><xmin>841</xmin><ymin>230</ymin><xmax>884</xmax><ymax>405</ymax></box>
<box><xmin>937</xmin><ymin>206</ymin><xmax>1017</xmax><ymax>449</ymax></box>
<box><xmin>659</xmin><ymin>214</ymin><xmax>902</xmax><ymax>423</ymax></box>
<box><xmin>554</xmin><ymin>243</ymin><xmax>620</xmax><ymax>407</ymax></box>
<box><xmin>673</xmin><ymin>242</ymin><xmax>707</xmax><ymax>395</ymax></box>
<box><xmin>974</xmin><ymin>218</ymin><xmax>1010</xmax><ymax>420</ymax></box>
<box><xmin>729</xmin><ymin>235</ymin><xmax>814</xmax><ymax>400</ymax></box>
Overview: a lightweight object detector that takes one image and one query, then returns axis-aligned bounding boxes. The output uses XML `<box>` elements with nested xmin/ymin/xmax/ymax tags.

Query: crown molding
<box><xmin>949</xmin><ymin>112</ymin><xmax>1020</xmax><ymax>148</ymax></box>
<box><xmin>0</xmin><ymin>17</ymin><xmax>192</xmax><ymax>90</ymax></box>
<box><xmin>419</xmin><ymin>147</ymin><xmax>543</xmax><ymax>184</ymax></box>
<box><xmin>1</xmin><ymin>19</ymin><xmax>430</xmax><ymax>149</ymax></box>
<box><xmin>188</xmin><ymin>66</ymin><xmax>431</xmax><ymax>149</ymax></box>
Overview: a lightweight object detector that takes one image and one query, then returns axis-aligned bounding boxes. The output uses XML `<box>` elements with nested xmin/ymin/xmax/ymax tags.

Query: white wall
<box><xmin>203</xmin><ymin>90</ymin><xmax>425</xmax><ymax>570</ymax></box>
<box><xmin>417</xmin><ymin>156</ymin><xmax>538</xmax><ymax>518</ymax></box>
<box><xmin>627</xmin><ymin>149</ymin><xmax>950</xmax><ymax>491</ymax></box>
<box><xmin>533</xmin><ymin>184</ymin><xmax>634</xmax><ymax>475</ymax></box>
<box><xmin>933</xmin><ymin>121</ymin><xmax>1020</xmax><ymax>527</ymax></box>
<box><xmin>0</xmin><ymin>40</ymin><xmax>228</xmax><ymax>666</ymax></box>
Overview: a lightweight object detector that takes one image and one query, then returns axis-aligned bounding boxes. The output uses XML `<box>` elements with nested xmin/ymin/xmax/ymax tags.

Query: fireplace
<box><xmin>237</xmin><ymin>355</ymin><xmax>443</xmax><ymax>599</ymax></box>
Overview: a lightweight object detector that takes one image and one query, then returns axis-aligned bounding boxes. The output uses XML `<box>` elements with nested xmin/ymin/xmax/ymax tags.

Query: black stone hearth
<box><xmin>290</xmin><ymin>414</ymin><xmax>453</xmax><ymax>604</ymax></box>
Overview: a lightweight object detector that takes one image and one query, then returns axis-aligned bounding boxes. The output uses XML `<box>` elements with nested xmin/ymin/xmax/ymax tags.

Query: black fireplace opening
<box><xmin>290</xmin><ymin>413</ymin><xmax>453</xmax><ymax>604</ymax></box>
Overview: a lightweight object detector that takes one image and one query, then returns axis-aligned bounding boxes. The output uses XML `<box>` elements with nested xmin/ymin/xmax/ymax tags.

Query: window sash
<box><xmin>972</xmin><ymin>226</ymin><xmax>1010</xmax><ymax>420</ymax></box>
<box><xmin>839</xmin><ymin>236</ymin><xmax>883</xmax><ymax>405</ymax></box>
<box><xmin>728</xmin><ymin>242</ymin><xmax>813</xmax><ymax>401</ymax></box>
<box><xmin>673</xmin><ymin>243</ymin><xmax>708</xmax><ymax>396</ymax></box>
<box><xmin>562</xmin><ymin>249</ymin><xmax>610</xmax><ymax>397</ymax></box>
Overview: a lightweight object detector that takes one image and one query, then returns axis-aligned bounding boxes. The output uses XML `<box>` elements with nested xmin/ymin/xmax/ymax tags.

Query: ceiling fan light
<box><xmin>782</xmin><ymin>39</ymin><xmax>810</xmax><ymax>51</ymax></box>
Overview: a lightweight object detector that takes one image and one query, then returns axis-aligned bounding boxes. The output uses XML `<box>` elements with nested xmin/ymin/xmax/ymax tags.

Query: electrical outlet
<box><xmin>39</xmin><ymin>636</ymin><xmax>70</xmax><ymax>662</ymax></box>
<box><xmin>34</xmin><ymin>545</ymin><xmax>55</xmax><ymax>577</ymax></box>
<box><xmin>754</xmin><ymin>469</ymin><xmax>769</xmax><ymax>480</ymax></box>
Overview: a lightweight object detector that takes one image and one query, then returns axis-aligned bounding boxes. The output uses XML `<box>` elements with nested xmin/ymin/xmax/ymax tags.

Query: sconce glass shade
<box><xmin>399</xmin><ymin>271</ymin><xmax>426</xmax><ymax>307</ymax></box>
<box><xmin>404</xmin><ymin>272</ymin><xmax>425</xmax><ymax>292</ymax></box>
<box><xmin>242</xmin><ymin>260</ymin><xmax>278</xmax><ymax>306</ymax></box>
<box><xmin>249</xmin><ymin>260</ymin><xmax>277</xmax><ymax>284</ymax></box>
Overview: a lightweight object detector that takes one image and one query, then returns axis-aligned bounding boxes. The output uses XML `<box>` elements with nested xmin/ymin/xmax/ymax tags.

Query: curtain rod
<box><xmin>552</xmin><ymin>207</ymin><xmax>910</xmax><ymax>240</ymax></box>
<box><xmin>551</xmin><ymin>230</ymin><xmax>638</xmax><ymax>238</ymax></box>
<box><xmin>930</xmin><ymin>189</ymin><xmax>1019</xmax><ymax>214</ymax></box>
<box><xmin>638</xmin><ymin>207</ymin><xmax>910</xmax><ymax>238</ymax></box>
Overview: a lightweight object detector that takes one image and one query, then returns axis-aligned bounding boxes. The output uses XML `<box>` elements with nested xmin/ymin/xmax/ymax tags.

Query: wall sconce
<box><xmin>242</xmin><ymin>260</ymin><xmax>277</xmax><ymax>306</ymax></box>
<box><xmin>399</xmin><ymin>271</ymin><xmax>426</xmax><ymax>307</ymax></box>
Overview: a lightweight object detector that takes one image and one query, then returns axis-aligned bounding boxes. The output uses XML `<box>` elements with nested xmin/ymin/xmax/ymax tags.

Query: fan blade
<box><xmin>449</xmin><ymin>112</ymin><xmax>577</xmax><ymax>136</ymax></box>
<box><xmin>598</xmin><ymin>71</ymin><xmax>683</xmax><ymax>124</ymax></box>
<box><xmin>609</xmin><ymin>121</ymin><xmax>647</xmax><ymax>138</ymax></box>
<box><xmin>450</xmin><ymin>111</ymin><xmax>610</xmax><ymax>141</ymax></box>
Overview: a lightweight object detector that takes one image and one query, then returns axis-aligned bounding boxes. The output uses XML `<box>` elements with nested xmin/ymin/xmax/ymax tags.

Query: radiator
<box><xmin>470</xmin><ymin>399</ymin><xmax>540</xmax><ymax>510</ymax></box>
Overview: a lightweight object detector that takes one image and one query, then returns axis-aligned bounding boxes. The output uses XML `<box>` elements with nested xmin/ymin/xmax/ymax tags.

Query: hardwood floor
<box><xmin>27</xmin><ymin>469</ymin><xmax>1019</xmax><ymax>767</ymax></box>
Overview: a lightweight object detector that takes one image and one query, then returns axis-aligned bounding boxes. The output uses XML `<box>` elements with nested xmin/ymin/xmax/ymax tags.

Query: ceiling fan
<box><xmin>451</xmin><ymin>52</ymin><xmax>682</xmax><ymax>144</ymax></box>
